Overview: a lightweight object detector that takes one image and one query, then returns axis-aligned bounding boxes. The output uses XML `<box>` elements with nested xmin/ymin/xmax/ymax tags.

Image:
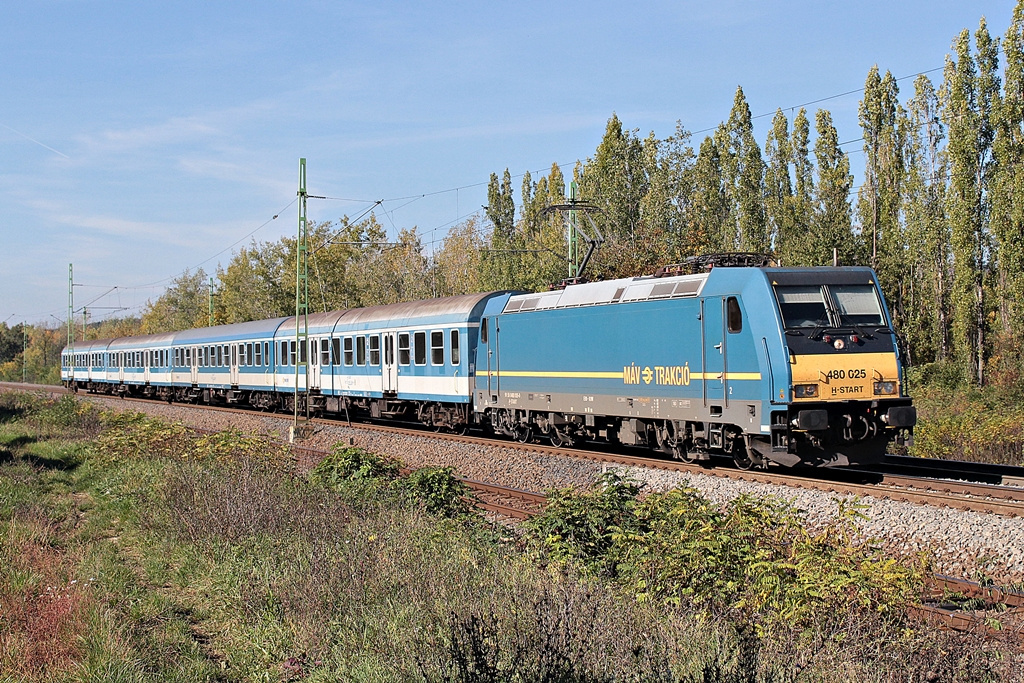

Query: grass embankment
<box><xmin>909</xmin><ymin>381</ymin><xmax>1024</xmax><ymax>465</ymax></box>
<box><xmin>0</xmin><ymin>392</ymin><xmax>1017</xmax><ymax>682</ymax></box>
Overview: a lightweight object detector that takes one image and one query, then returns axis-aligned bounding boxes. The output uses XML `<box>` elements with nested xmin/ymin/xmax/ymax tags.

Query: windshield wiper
<box><xmin>807</xmin><ymin>312</ymin><xmax>832</xmax><ymax>341</ymax></box>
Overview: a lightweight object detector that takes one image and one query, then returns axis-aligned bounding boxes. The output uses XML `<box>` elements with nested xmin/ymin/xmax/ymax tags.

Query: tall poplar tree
<box><xmin>991</xmin><ymin>2</ymin><xmax>1024</xmax><ymax>370</ymax></box>
<box><xmin>788</xmin><ymin>109</ymin><xmax>815</xmax><ymax>266</ymax></box>
<box><xmin>722</xmin><ymin>87</ymin><xmax>768</xmax><ymax>252</ymax></box>
<box><xmin>943</xmin><ymin>22</ymin><xmax>999</xmax><ymax>384</ymax></box>
<box><xmin>858</xmin><ymin>67</ymin><xmax>906</xmax><ymax>311</ymax></box>
<box><xmin>764</xmin><ymin>109</ymin><xmax>795</xmax><ymax>260</ymax></box>
<box><xmin>811</xmin><ymin>110</ymin><xmax>856</xmax><ymax>266</ymax></box>
<box><xmin>688</xmin><ymin>135</ymin><xmax>732</xmax><ymax>254</ymax></box>
<box><xmin>902</xmin><ymin>75</ymin><xmax>950</xmax><ymax>364</ymax></box>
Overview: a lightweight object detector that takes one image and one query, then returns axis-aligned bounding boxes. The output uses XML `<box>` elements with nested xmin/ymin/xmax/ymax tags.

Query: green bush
<box><xmin>523</xmin><ymin>471</ymin><xmax>640</xmax><ymax>574</ymax></box>
<box><xmin>309</xmin><ymin>445</ymin><xmax>402</xmax><ymax>487</ymax></box>
<box><xmin>527</xmin><ymin>477</ymin><xmax>925</xmax><ymax>636</ymax></box>
<box><xmin>401</xmin><ymin>466</ymin><xmax>470</xmax><ymax>518</ymax></box>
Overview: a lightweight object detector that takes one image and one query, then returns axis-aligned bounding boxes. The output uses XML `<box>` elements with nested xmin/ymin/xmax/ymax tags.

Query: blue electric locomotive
<box><xmin>472</xmin><ymin>261</ymin><xmax>915</xmax><ymax>467</ymax></box>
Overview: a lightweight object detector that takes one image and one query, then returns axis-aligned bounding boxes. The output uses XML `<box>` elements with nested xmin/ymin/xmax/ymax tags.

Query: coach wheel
<box><xmin>514</xmin><ymin>425</ymin><xmax>533</xmax><ymax>444</ymax></box>
<box><xmin>549</xmin><ymin>428</ymin><xmax>571</xmax><ymax>448</ymax></box>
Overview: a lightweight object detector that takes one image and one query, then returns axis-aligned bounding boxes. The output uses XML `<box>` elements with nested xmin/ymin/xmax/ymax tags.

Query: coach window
<box><xmin>450</xmin><ymin>330</ymin><xmax>460</xmax><ymax>366</ymax></box>
<box><xmin>320</xmin><ymin>338</ymin><xmax>330</xmax><ymax>366</ymax></box>
<box><xmin>224</xmin><ymin>345</ymin><xmax>231</xmax><ymax>365</ymax></box>
<box><xmin>263</xmin><ymin>342</ymin><xmax>270</xmax><ymax>367</ymax></box>
<box><xmin>356</xmin><ymin>336</ymin><xmax>366</xmax><ymax>366</ymax></box>
<box><xmin>414</xmin><ymin>331</ymin><xmax>427</xmax><ymax>365</ymax></box>
<box><xmin>309</xmin><ymin>340</ymin><xmax>317</xmax><ymax>367</ymax></box>
<box><xmin>244</xmin><ymin>343</ymin><xmax>251</xmax><ymax>366</ymax></box>
<box><xmin>331</xmin><ymin>338</ymin><xmax>341</xmax><ymax>366</ymax></box>
<box><xmin>369</xmin><ymin>335</ymin><xmax>380</xmax><ymax>366</ymax></box>
<box><xmin>398</xmin><ymin>333</ymin><xmax>410</xmax><ymax>365</ymax></box>
<box><xmin>288</xmin><ymin>340</ymin><xmax>296</xmax><ymax>366</ymax></box>
<box><xmin>214</xmin><ymin>346</ymin><xmax>222</xmax><ymax>367</ymax></box>
<box><xmin>431</xmin><ymin>331</ymin><xmax>444</xmax><ymax>365</ymax></box>
<box><xmin>344</xmin><ymin>337</ymin><xmax>354</xmax><ymax>366</ymax></box>
<box><xmin>727</xmin><ymin>296</ymin><xmax>742</xmax><ymax>334</ymax></box>
<box><xmin>254</xmin><ymin>342</ymin><xmax>262</xmax><ymax>367</ymax></box>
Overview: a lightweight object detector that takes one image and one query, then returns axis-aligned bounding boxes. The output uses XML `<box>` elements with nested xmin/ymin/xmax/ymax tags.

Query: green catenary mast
<box><xmin>293</xmin><ymin>158</ymin><xmax>310</xmax><ymax>436</ymax></box>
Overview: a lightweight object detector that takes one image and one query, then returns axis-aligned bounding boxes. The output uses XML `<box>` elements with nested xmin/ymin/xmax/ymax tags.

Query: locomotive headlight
<box><xmin>873</xmin><ymin>381</ymin><xmax>897</xmax><ymax>395</ymax></box>
<box><xmin>793</xmin><ymin>383</ymin><xmax>819</xmax><ymax>398</ymax></box>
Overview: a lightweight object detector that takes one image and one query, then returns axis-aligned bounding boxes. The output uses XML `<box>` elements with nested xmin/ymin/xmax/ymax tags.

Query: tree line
<box><xmin>14</xmin><ymin>3</ymin><xmax>1024</xmax><ymax>390</ymax></box>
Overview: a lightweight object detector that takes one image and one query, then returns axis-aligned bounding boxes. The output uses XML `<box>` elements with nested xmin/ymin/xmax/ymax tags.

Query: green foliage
<box><xmin>140</xmin><ymin>268</ymin><xmax>211</xmax><ymax>333</ymax></box>
<box><xmin>0</xmin><ymin>395</ymin><xmax>1010</xmax><ymax>682</ymax></box>
<box><xmin>401</xmin><ymin>466</ymin><xmax>469</xmax><ymax>518</ymax></box>
<box><xmin>310</xmin><ymin>445</ymin><xmax>402</xmax><ymax>485</ymax></box>
<box><xmin>524</xmin><ymin>471</ymin><xmax>641</xmax><ymax>573</ymax></box>
<box><xmin>909</xmin><ymin>378</ymin><xmax>1024</xmax><ymax>464</ymax></box>
<box><xmin>528</xmin><ymin>476</ymin><xmax>925</xmax><ymax>636</ymax></box>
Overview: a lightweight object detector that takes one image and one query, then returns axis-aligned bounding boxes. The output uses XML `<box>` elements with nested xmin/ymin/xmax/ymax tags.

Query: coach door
<box><xmin>190</xmin><ymin>347</ymin><xmax>198</xmax><ymax>384</ymax></box>
<box><xmin>483</xmin><ymin>318</ymin><xmax>498</xmax><ymax>400</ymax></box>
<box><xmin>229</xmin><ymin>344</ymin><xmax>240</xmax><ymax>386</ymax></box>
<box><xmin>702</xmin><ymin>297</ymin><xmax>727</xmax><ymax>407</ymax></box>
<box><xmin>308</xmin><ymin>339</ymin><xmax>321</xmax><ymax>390</ymax></box>
<box><xmin>382</xmin><ymin>333</ymin><xmax>398</xmax><ymax>394</ymax></box>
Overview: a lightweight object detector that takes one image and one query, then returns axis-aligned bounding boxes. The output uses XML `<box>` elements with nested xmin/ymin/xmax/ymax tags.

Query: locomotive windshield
<box><xmin>775</xmin><ymin>286</ymin><xmax>828</xmax><ymax>328</ymax></box>
<box><xmin>774</xmin><ymin>284</ymin><xmax>885</xmax><ymax>329</ymax></box>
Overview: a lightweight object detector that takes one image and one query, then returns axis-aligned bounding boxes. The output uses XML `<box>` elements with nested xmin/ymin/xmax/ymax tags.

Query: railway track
<box><xmin>4</xmin><ymin>381</ymin><xmax>1024</xmax><ymax>518</ymax></box>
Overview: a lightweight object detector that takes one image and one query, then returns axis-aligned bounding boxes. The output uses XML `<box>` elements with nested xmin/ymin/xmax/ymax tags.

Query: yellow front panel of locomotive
<box><xmin>790</xmin><ymin>352</ymin><xmax>900</xmax><ymax>401</ymax></box>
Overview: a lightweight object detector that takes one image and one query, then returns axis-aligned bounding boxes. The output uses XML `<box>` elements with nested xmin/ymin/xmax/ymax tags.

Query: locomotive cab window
<box><xmin>830</xmin><ymin>285</ymin><xmax>885</xmax><ymax>327</ymax></box>
<box><xmin>727</xmin><ymin>297</ymin><xmax>742</xmax><ymax>333</ymax></box>
<box><xmin>774</xmin><ymin>286</ymin><xmax>828</xmax><ymax>329</ymax></box>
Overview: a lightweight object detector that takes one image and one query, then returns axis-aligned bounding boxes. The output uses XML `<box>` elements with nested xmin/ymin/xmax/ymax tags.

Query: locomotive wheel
<box><xmin>677</xmin><ymin>447</ymin><xmax>698</xmax><ymax>464</ymax></box>
<box><xmin>514</xmin><ymin>425</ymin><xmax>533</xmax><ymax>443</ymax></box>
<box><xmin>732</xmin><ymin>450</ymin><xmax>755</xmax><ymax>470</ymax></box>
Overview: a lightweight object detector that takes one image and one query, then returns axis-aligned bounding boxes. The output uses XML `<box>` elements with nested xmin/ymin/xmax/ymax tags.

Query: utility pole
<box><xmin>569</xmin><ymin>180</ymin><xmax>579</xmax><ymax>278</ymax></box>
<box><xmin>209</xmin><ymin>277</ymin><xmax>215</xmax><ymax>326</ymax></box>
<box><xmin>22</xmin><ymin>325</ymin><xmax>27</xmax><ymax>383</ymax></box>
<box><xmin>68</xmin><ymin>264</ymin><xmax>74</xmax><ymax>385</ymax></box>
<box><xmin>82</xmin><ymin>307</ymin><xmax>87</xmax><ymax>341</ymax></box>
<box><xmin>292</xmin><ymin>158</ymin><xmax>310</xmax><ymax>440</ymax></box>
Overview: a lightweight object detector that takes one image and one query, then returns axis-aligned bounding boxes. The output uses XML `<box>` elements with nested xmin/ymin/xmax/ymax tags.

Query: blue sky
<box><xmin>1</xmin><ymin>0</ymin><xmax>1017</xmax><ymax>326</ymax></box>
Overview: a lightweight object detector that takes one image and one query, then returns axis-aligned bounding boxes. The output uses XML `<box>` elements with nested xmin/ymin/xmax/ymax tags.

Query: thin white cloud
<box><xmin>176</xmin><ymin>156</ymin><xmax>295</xmax><ymax>197</ymax></box>
<box><xmin>339</xmin><ymin>112</ymin><xmax>608</xmax><ymax>150</ymax></box>
<box><xmin>76</xmin><ymin>116</ymin><xmax>220</xmax><ymax>155</ymax></box>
